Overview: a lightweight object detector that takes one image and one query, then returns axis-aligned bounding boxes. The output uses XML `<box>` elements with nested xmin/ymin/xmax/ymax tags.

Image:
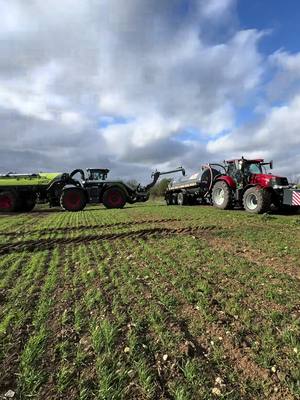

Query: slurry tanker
<box><xmin>165</xmin><ymin>157</ymin><xmax>300</xmax><ymax>213</ymax></box>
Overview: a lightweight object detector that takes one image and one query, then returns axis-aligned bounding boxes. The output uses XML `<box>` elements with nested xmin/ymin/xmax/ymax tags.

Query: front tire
<box><xmin>212</xmin><ymin>181</ymin><xmax>233</xmax><ymax>210</ymax></box>
<box><xmin>60</xmin><ymin>188</ymin><xmax>87</xmax><ymax>211</ymax></box>
<box><xmin>243</xmin><ymin>187</ymin><xmax>271</xmax><ymax>214</ymax></box>
<box><xmin>103</xmin><ymin>187</ymin><xmax>126</xmax><ymax>209</ymax></box>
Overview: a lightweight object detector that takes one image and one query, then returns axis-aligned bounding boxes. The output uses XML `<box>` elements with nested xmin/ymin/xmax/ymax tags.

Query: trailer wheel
<box><xmin>243</xmin><ymin>187</ymin><xmax>271</xmax><ymax>214</ymax></box>
<box><xmin>103</xmin><ymin>187</ymin><xmax>126</xmax><ymax>209</ymax></box>
<box><xmin>212</xmin><ymin>181</ymin><xmax>233</xmax><ymax>210</ymax></box>
<box><xmin>165</xmin><ymin>195</ymin><xmax>172</xmax><ymax>206</ymax></box>
<box><xmin>60</xmin><ymin>188</ymin><xmax>87</xmax><ymax>211</ymax></box>
<box><xmin>177</xmin><ymin>192</ymin><xmax>187</xmax><ymax>206</ymax></box>
<box><xmin>171</xmin><ymin>193</ymin><xmax>178</xmax><ymax>205</ymax></box>
<box><xmin>0</xmin><ymin>191</ymin><xmax>17</xmax><ymax>212</ymax></box>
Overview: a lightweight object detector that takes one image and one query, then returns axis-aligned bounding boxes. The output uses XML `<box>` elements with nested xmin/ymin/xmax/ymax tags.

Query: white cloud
<box><xmin>200</xmin><ymin>0</ymin><xmax>235</xmax><ymax>19</ymax></box>
<box><xmin>207</xmin><ymin>94</ymin><xmax>300</xmax><ymax>176</ymax></box>
<box><xmin>0</xmin><ymin>0</ymin><xmax>299</xmax><ymax>180</ymax></box>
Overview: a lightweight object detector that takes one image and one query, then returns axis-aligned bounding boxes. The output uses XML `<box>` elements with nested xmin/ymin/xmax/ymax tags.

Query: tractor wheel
<box><xmin>243</xmin><ymin>187</ymin><xmax>272</xmax><ymax>214</ymax></box>
<box><xmin>177</xmin><ymin>192</ymin><xmax>187</xmax><ymax>206</ymax></box>
<box><xmin>103</xmin><ymin>187</ymin><xmax>126</xmax><ymax>209</ymax></box>
<box><xmin>60</xmin><ymin>188</ymin><xmax>87</xmax><ymax>211</ymax></box>
<box><xmin>212</xmin><ymin>181</ymin><xmax>233</xmax><ymax>210</ymax></box>
<box><xmin>0</xmin><ymin>191</ymin><xmax>18</xmax><ymax>212</ymax></box>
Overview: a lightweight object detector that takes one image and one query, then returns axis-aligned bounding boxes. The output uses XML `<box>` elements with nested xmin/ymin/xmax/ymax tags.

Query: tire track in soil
<box><xmin>0</xmin><ymin>226</ymin><xmax>216</xmax><ymax>255</ymax></box>
<box><xmin>125</xmin><ymin>238</ymin><xmax>294</xmax><ymax>400</ymax></box>
<box><xmin>0</xmin><ymin>250</ymin><xmax>57</xmax><ymax>394</ymax></box>
<box><xmin>0</xmin><ymin>218</ymin><xmax>187</xmax><ymax>238</ymax></box>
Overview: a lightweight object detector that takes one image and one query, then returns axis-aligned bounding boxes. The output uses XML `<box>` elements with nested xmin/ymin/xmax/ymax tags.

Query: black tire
<box><xmin>60</xmin><ymin>188</ymin><xmax>87</xmax><ymax>211</ymax></box>
<box><xmin>172</xmin><ymin>193</ymin><xmax>178</xmax><ymax>205</ymax></box>
<box><xmin>243</xmin><ymin>187</ymin><xmax>272</xmax><ymax>214</ymax></box>
<box><xmin>165</xmin><ymin>195</ymin><xmax>172</xmax><ymax>206</ymax></box>
<box><xmin>212</xmin><ymin>181</ymin><xmax>233</xmax><ymax>210</ymax></box>
<box><xmin>0</xmin><ymin>191</ymin><xmax>18</xmax><ymax>212</ymax></box>
<box><xmin>187</xmin><ymin>196</ymin><xmax>198</xmax><ymax>205</ymax></box>
<box><xmin>103</xmin><ymin>187</ymin><xmax>126</xmax><ymax>209</ymax></box>
<box><xmin>177</xmin><ymin>192</ymin><xmax>187</xmax><ymax>206</ymax></box>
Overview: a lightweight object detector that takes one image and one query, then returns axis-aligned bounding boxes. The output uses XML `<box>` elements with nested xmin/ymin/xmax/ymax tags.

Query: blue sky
<box><xmin>238</xmin><ymin>0</ymin><xmax>300</xmax><ymax>54</ymax></box>
<box><xmin>0</xmin><ymin>0</ymin><xmax>300</xmax><ymax>180</ymax></box>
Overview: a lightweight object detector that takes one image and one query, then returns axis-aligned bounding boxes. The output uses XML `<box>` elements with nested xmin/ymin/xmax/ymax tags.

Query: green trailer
<box><xmin>0</xmin><ymin>172</ymin><xmax>82</xmax><ymax>212</ymax></box>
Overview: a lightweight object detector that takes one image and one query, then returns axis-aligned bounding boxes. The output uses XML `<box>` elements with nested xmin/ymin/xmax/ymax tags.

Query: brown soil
<box><xmin>210</xmin><ymin>237</ymin><xmax>300</xmax><ymax>281</ymax></box>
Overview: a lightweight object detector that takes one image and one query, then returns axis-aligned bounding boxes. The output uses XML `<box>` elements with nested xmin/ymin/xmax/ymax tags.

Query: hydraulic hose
<box><xmin>70</xmin><ymin>169</ymin><xmax>85</xmax><ymax>181</ymax></box>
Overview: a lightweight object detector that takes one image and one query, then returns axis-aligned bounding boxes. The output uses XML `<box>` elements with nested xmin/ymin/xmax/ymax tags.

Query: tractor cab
<box><xmin>225</xmin><ymin>158</ymin><xmax>274</xmax><ymax>187</ymax></box>
<box><xmin>86</xmin><ymin>168</ymin><xmax>110</xmax><ymax>181</ymax></box>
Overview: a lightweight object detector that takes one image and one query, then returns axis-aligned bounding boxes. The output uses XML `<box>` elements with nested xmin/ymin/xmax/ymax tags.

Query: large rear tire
<box><xmin>60</xmin><ymin>188</ymin><xmax>87</xmax><ymax>211</ymax></box>
<box><xmin>103</xmin><ymin>187</ymin><xmax>126</xmax><ymax>209</ymax></box>
<box><xmin>212</xmin><ymin>181</ymin><xmax>233</xmax><ymax>210</ymax></box>
<box><xmin>243</xmin><ymin>187</ymin><xmax>271</xmax><ymax>214</ymax></box>
<box><xmin>0</xmin><ymin>191</ymin><xmax>18</xmax><ymax>212</ymax></box>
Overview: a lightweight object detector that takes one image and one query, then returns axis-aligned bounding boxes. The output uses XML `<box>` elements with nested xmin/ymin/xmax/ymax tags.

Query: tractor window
<box><xmin>88</xmin><ymin>171</ymin><xmax>104</xmax><ymax>181</ymax></box>
<box><xmin>248</xmin><ymin>163</ymin><xmax>262</xmax><ymax>174</ymax></box>
<box><xmin>91</xmin><ymin>171</ymin><xmax>101</xmax><ymax>180</ymax></box>
<box><xmin>227</xmin><ymin>163</ymin><xmax>235</xmax><ymax>176</ymax></box>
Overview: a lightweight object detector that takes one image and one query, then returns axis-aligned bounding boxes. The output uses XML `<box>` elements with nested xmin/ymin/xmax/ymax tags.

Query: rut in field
<box><xmin>0</xmin><ymin>225</ymin><xmax>217</xmax><ymax>255</ymax></box>
<box><xmin>0</xmin><ymin>217</ymin><xmax>191</xmax><ymax>238</ymax></box>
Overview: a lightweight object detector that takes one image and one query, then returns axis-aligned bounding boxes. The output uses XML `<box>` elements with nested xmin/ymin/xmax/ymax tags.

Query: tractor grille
<box><xmin>273</xmin><ymin>177</ymin><xmax>289</xmax><ymax>186</ymax></box>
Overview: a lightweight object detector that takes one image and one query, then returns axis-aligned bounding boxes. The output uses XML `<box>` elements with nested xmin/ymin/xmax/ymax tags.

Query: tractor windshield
<box><xmin>246</xmin><ymin>163</ymin><xmax>263</xmax><ymax>174</ymax></box>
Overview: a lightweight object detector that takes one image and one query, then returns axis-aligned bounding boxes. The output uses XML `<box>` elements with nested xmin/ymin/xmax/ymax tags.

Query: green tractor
<box><xmin>0</xmin><ymin>167</ymin><xmax>185</xmax><ymax>213</ymax></box>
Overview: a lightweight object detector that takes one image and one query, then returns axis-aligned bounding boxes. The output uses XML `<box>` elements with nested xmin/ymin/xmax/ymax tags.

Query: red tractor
<box><xmin>165</xmin><ymin>157</ymin><xmax>300</xmax><ymax>214</ymax></box>
<box><xmin>210</xmin><ymin>158</ymin><xmax>296</xmax><ymax>213</ymax></box>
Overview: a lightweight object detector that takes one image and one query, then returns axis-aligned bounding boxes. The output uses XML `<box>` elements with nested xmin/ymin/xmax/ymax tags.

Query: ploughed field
<box><xmin>0</xmin><ymin>203</ymin><xmax>299</xmax><ymax>400</ymax></box>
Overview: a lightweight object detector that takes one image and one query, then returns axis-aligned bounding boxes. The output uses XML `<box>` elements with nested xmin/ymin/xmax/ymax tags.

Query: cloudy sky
<box><xmin>1</xmin><ymin>0</ymin><xmax>300</xmax><ymax>182</ymax></box>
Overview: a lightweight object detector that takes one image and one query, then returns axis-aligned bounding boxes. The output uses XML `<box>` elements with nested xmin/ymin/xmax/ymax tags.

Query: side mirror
<box><xmin>270</xmin><ymin>160</ymin><xmax>273</xmax><ymax>169</ymax></box>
